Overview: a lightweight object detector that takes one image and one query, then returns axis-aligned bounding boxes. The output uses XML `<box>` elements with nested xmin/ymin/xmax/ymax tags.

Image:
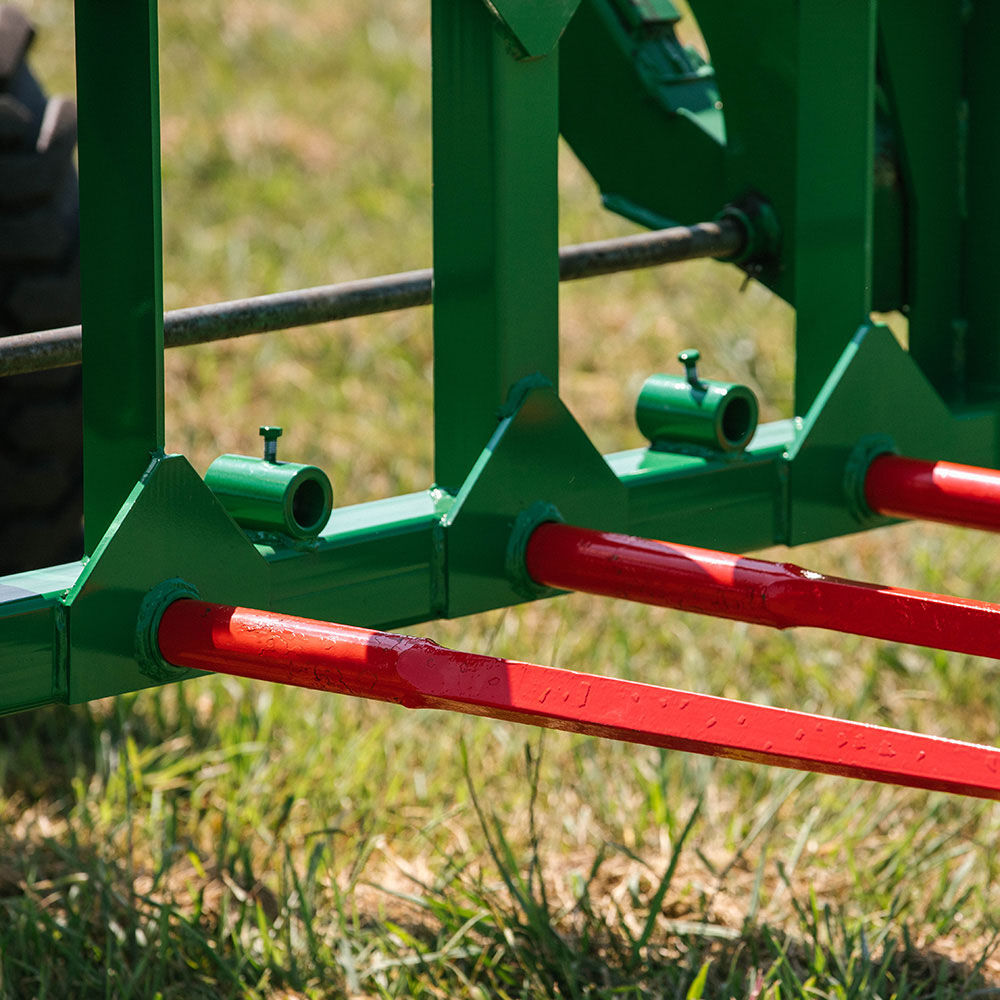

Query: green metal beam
<box><xmin>431</xmin><ymin>0</ymin><xmax>561</xmax><ymax>490</ymax></box>
<box><xmin>0</xmin><ymin>566</ymin><xmax>74</xmax><ymax>715</ymax></box>
<box><xmin>74</xmin><ymin>0</ymin><xmax>165</xmax><ymax>551</ymax></box>
<box><xmin>792</xmin><ymin>0</ymin><xmax>876</xmax><ymax>413</ymax></box>
<box><xmin>878</xmin><ymin>1</ymin><xmax>964</xmax><ymax>404</ymax></box>
<box><xmin>962</xmin><ymin>2</ymin><xmax>1000</xmax><ymax>402</ymax></box>
<box><xmin>608</xmin><ymin>424</ymin><xmax>791</xmax><ymax>553</ymax></box>
<box><xmin>263</xmin><ymin>491</ymin><xmax>448</xmax><ymax>629</ymax></box>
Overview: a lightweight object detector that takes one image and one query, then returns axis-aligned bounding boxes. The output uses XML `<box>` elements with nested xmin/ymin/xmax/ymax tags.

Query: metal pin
<box><xmin>260</xmin><ymin>425</ymin><xmax>282</xmax><ymax>463</ymax></box>
<box><xmin>678</xmin><ymin>349</ymin><xmax>702</xmax><ymax>388</ymax></box>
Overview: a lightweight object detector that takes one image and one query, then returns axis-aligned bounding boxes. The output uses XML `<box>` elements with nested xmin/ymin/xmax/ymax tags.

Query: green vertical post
<box><xmin>431</xmin><ymin>0</ymin><xmax>561</xmax><ymax>491</ymax></box>
<box><xmin>962</xmin><ymin>2</ymin><xmax>1000</xmax><ymax>405</ymax></box>
<box><xmin>792</xmin><ymin>0</ymin><xmax>876</xmax><ymax>414</ymax></box>
<box><xmin>878</xmin><ymin>2</ymin><xmax>964</xmax><ymax>403</ymax></box>
<box><xmin>75</xmin><ymin>0</ymin><xmax>165</xmax><ymax>552</ymax></box>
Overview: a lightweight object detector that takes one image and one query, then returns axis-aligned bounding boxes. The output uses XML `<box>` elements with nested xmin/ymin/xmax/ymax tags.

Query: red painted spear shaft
<box><xmin>158</xmin><ymin>599</ymin><xmax>1000</xmax><ymax>800</ymax></box>
<box><xmin>525</xmin><ymin>522</ymin><xmax>1000</xmax><ymax>659</ymax></box>
<box><xmin>865</xmin><ymin>454</ymin><xmax>1000</xmax><ymax>532</ymax></box>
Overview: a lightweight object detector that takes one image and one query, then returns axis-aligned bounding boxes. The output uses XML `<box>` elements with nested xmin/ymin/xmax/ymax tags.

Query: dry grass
<box><xmin>3</xmin><ymin>1</ymin><xmax>1000</xmax><ymax>996</ymax></box>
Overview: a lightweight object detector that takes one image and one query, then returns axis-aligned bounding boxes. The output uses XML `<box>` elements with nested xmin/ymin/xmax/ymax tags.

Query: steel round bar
<box><xmin>525</xmin><ymin>522</ymin><xmax>1000</xmax><ymax>660</ymax></box>
<box><xmin>865</xmin><ymin>453</ymin><xmax>1000</xmax><ymax>532</ymax></box>
<box><xmin>165</xmin><ymin>268</ymin><xmax>433</xmax><ymax>349</ymax></box>
<box><xmin>157</xmin><ymin>598</ymin><xmax>1000</xmax><ymax>800</ymax></box>
<box><xmin>0</xmin><ymin>218</ymin><xmax>744</xmax><ymax>376</ymax></box>
<box><xmin>0</xmin><ymin>325</ymin><xmax>83</xmax><ymax>375</ymax></box>
<box><xmin>557</xmin><ymin>218</ymin><xmax>743</xmax><ymax>280</ymax></box>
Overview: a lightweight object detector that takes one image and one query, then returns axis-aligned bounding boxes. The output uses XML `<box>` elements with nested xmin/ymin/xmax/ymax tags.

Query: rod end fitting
<box><xmin>135</xmin><ymin>578</ymin><xmax>201</xmax><ymax>681</ymax></box>
<box><xmin>715</xmin><ymin>195</ymin><xmax>780</xmax><ymax>267</ymax></box>
<box><xmin>506</xmin><ymin>502</ymin><xmax>567</xmax><ymax>599</ymax></box>
<box><xmin>844</xmin><ymin>434</ymin><xmax>898</xmax><ymax>525</ymax></box>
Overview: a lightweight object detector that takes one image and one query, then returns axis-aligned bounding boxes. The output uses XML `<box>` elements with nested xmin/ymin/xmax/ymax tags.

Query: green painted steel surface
<box><xmin>262</xmin><ymin>491</ymin><xmax>446</xmax><ymax>629</ymax></box>
<box><xmin>559</xmin><ymin>0</ymin><xmax>725</xmax><ymax>236</ymax></box>
<box><xmin>432</xmin><ymin>0</ymin><xmax>561</xmax><ymax>490</ymax></box>
<box><xmin>67</xmin><ymin>455</ymin><xmax>269</xmax><ymax>703</ymax></box>
<box><xmin>560</xmin><ymin>1</ymin><xmax>906</xmax><ymax>325</ymax></box>
<box><xmin>964</xmin><ymin>3</ymin><xmax>1000</xmax><ymax>401</ymax></box>
<box><xmin>2</xmin><ymin>1</ymin><xmax>999</xmax><ymax>714</ymax></box>
<box><xmin>611</xmin><ymin>433</ymin><xmax>789</xmax><ymax>553</ymax></box>
<box><xmin>791</xmin><ymin>0</ymin><xmax>876</xmax><ymax>413</ymax></box>
<box><xmin>205</xmin><ymin>454</ymin><xmax>334</xmax><ymax>540</ymax></box>
<box><xmin>878</xmin><ymin>3</ymin><xmax>964</xmax><ymax>403</ymax></box>
<box><xmin>443</xmin><ymin>384</ymin><xmax>626</xmax><ymax>618</ymax></box>
<box><xmin>0</xmin><ymin>568</ymin><xmax>71</xmax><ymax>715</ymax></box>
<box><xmin>787</xmin><ymin>326</ymin><xmax>1000</xmax><ymax>546</ymax></box>
<box><xmin>484</xmin><ymin>0</ymin><xmax>582</xmax><ymax>57</ymax></box>
<box><xmin>635</xmin><ymin>364</ymin><xmax>759</xmax><ymax>454</ymax></box>
<box><xmin>75</xmin><ymin>0</ymin><xmax>165</xmax><ymax>551</ymax></box>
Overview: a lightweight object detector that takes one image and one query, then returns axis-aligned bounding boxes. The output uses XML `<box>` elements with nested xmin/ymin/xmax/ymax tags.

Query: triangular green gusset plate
<box><xmin>485</xmin><ymin>0</ymin><xmax>582</xmax><ymax>56</ymax></box>
<box><xmin>787</xmin><ymin>323</ymin><xmax>1000</xmax><ymax>545</ymax></box>
<box><xmin>67</xmin><ymin>454</ymin><xmax>270</xmax><ymax>703</ymax></box>
<box><xmin>443</xmin><ymin>383</ymin><xmax>626</xmax><ymax>617</ymax></box>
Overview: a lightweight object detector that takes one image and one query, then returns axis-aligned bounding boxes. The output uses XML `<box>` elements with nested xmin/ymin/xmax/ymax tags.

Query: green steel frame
<box><xmin>2</xmin><ymin>0</ymin><xmax>999</xmax><ymax>715</ymax></box>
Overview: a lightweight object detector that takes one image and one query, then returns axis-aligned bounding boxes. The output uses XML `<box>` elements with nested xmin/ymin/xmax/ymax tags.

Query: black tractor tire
<box><xmin>0</xmin><ymin>5</ymin><xmax>82</xmax><ymax>576</ymax></box>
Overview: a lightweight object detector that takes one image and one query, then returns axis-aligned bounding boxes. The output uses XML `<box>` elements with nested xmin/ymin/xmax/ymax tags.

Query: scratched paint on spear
<box><xmin>159</xmin><ymin>600</ymin><xmax>1000</xmax><ymax>801</ymax></box>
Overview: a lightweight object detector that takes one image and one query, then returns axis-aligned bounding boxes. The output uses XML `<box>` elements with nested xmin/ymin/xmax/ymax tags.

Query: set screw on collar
<box><xmin>678</xmin><ymin>348</ymin><xmax>703</xmax><ymax>389</ymax></box>
<box><xmin>260</xmin><ymin>425</ymin><xmax>282</xmax><ymax>463</ymax></box>
<box><xmin>636</xmin><ymin>347</ymin><xmax>759</xmax><ymax>454</ymax></box>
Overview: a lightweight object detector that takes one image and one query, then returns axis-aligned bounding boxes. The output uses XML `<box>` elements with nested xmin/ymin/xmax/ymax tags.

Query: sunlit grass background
<box><xmin>5</xmin><ymin>1</ymin><xmax>1000</xmax><ymax>996</ymax></box>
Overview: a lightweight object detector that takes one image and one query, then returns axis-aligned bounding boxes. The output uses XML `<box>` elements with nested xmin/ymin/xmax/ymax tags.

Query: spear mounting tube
<box><xmin>0</xmin><ymin>219</ymin><xmax>745</xmax><ymax>376</ymax></box>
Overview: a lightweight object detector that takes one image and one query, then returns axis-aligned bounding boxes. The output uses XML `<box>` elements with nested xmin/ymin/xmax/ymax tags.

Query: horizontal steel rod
<box><xmin>0</xmin><ymin>219</ymin><xmax>744</xmax><ymax>377</ymax></box>
<box><xmin>865</xmin><ymin>454</ymin><xmax>1000</xmax><ymax>532</ymax></box>
<box><xmin>525</xmin><ymin>522</ymin><xmax>1000</xmax><ymax>659</ymax></box>
<box><xmin>157</xmin><ymin>598</ymin><xmax>1000</xmax><ymax>799</ymax></box>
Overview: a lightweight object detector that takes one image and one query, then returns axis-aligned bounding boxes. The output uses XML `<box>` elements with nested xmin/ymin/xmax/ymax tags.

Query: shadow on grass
<box><xmin>353</xmin><ymin>843</ymin><xmax>1000</xmax><ymax>1000</ymax></box>
<box><xmin>369</xmin><ymin>739</ymin><xmax>1000</xmax><ymax>1000</ymax></box>
<box><xmin>0</xmin><ymin>816</ymin><xmax>993</xmax><ymax>1000</ymax></box>
<box><xmin>0</xmin><ymin>713</ymin><xmax>996</xmax><ymax>998</ymax></box>
<box><xmin>0</xmin><ymin>825</ymin><xmax>274</xmax><ymax>999</ymax></box>
<box><xmin>0</xmin><ymin>686</ymin><xmax>220</xmax><ymax>799</ymax></box>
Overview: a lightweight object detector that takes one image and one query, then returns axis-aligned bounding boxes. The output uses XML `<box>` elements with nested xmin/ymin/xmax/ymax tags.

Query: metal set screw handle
<box><xmin>260</xmin><ymin>425</ymin><xmax>282</xmax><ymax>463</ymax></box>
<box><xmin>678</xmin><ymin>348</ymin><xmax>702</xmax><ymax>388</ymax></box>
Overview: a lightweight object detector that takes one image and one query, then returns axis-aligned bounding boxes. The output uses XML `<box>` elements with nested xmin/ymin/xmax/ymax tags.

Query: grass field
<box><xmin>4</xmin><ymin>2</ymin><xmax>1000</xmax><ymax>997</ymax></box>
